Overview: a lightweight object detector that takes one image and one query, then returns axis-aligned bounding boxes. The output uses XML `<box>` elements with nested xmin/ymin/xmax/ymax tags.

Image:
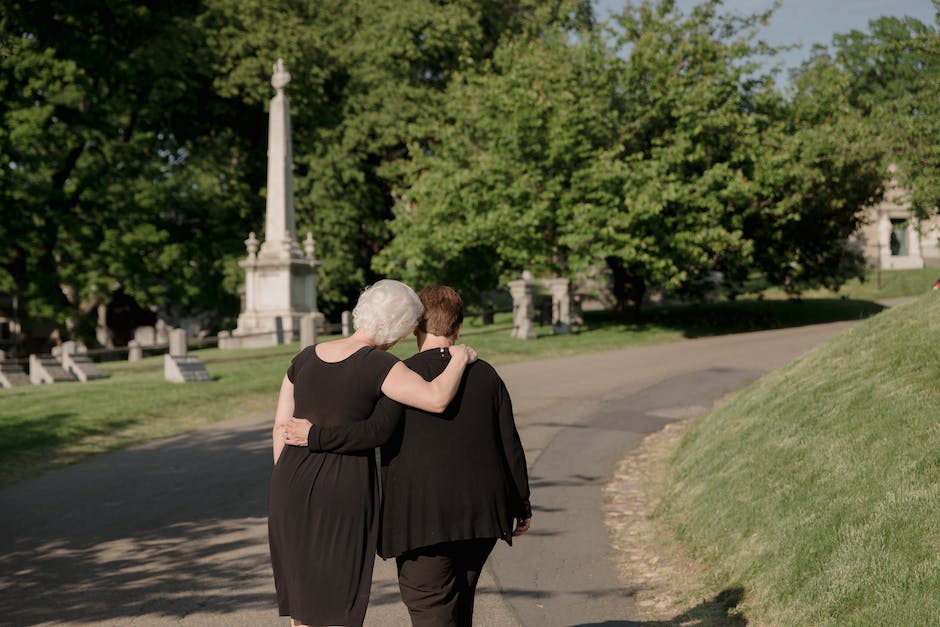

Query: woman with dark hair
<box><xmin>268</xmin><ymin>279</ymin><xmax>477</xmax><ymax>627</ymax></box>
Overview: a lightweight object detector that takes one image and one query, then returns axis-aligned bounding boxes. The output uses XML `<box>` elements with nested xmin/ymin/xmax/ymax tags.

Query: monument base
<box><xmin>219</xmin><ymin>311</ymin><xmax>325</xmax><ymax>350</ymax></box>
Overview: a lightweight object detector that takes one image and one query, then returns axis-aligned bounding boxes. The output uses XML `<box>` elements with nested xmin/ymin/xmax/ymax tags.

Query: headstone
<box><xmin>61</xmin><ymin>351</ymin><xmax>107</xmax><ymax>382</ymax></box>
<box><xmin>342</xmin><ymin>310</ymin><xmax>353</xmax><ymax>336</ymax></box>
<box><xmin>507</xmin><ymin>271</ymin><xmax>537</xmax><ymax>340</ymax></box>
<box><xmin>61</xmin><ymin>340</ymin><xmax>78</xmax><ymax>356</ymax></box>
<box><xmin>127</xmin><ymin>340</ymin><xmax>143</xmax><ymax>362</ymax></box>
<box><xmin>300</xmin><ymin>313</ymin><xmax>318</xmax><ymax>348</ymax></box>
<box><xmin>134</xmin><ymin>326</ymin><xmax>156</xmax><ymax>347</ymax></box>
<box><xmin>164</xmin><ymin>329</ymin><xmax>210</xmax><ymax>382</ymax></box>
<box><xmin>28</xmin><ymin>354</ymin><xmax>76</xmax><ymax>385</ymax></box>
<box><xmin>155</xmin><ymin>319</ymin><xmax>170</xmax><ymax>346</ymax></box>
<box><xmin>548</xmin><ymin>278</ymin><xmax>573</xmax><ymax>335</ymax></box>
<box><xmin>169</xmin><ymin>328</ymin><xmax>188</xmax><ymax>356</ymax></box>
<box><xmin>164</xmin><ymin>354</ymin><xmax>211</xmax><ymax>383</ymax></box>
<box><xmin>0</xmin><ymin>359</ymin><xmax>29</xmax><ymax>388</ymax></box>
<box><xmin>96</xmin><ymin>303</ymin><xmax>114</xmax><ymax>348</ymax></box>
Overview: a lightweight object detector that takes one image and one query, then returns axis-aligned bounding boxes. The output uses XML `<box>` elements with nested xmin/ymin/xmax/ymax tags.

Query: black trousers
<box><xmin>395</xmin><ymin>538</ymin><xmax>498</xmax><ymax>627</ymax></box>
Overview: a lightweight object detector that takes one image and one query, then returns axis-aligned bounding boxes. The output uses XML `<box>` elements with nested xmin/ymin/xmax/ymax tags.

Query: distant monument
<box><xmin>220</xmin><ymin>59</ymin><xmax>322</xmax><ymax>349</ymax></box>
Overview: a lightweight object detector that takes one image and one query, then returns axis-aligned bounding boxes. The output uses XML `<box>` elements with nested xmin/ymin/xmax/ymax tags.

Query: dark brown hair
<box><xmin>417</xmin><ymin>285</ymin><xmax>464</xmax><ymax>338</ymax></box>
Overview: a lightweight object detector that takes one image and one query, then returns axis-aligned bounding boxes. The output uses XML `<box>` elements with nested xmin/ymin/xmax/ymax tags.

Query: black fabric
<box><xmin>379</xmin><ymin>349</ymin><xmax>530</xmax><ymax>558</ymax></box>
<box><xmin>395</xmin><ymin>538</ymin><xmax>497</xmax><ymax>627</ymax></box>
<box><xmin>268</xmin><ymin>344</ymin><xmax>399</xmax><ymax>627</ymax></box>
<box><xmin>309</xmin><ymin>347</ymin><xmax>531</xmax><ymax>558</ymax></box>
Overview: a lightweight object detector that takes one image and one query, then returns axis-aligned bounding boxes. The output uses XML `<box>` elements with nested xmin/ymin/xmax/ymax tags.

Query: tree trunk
<box><xmin>606</xmin><ymin>256</ymin><xmax>646</xmax><ymax>322</ymax></box>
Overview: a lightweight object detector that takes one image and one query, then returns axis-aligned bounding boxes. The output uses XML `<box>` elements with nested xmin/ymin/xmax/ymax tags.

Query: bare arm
<box><xmin>271</xmin><ymin>374</ymin><xmax>294</xmax><ymax>464</ymax></box>
<box><xmin>380</xmin><ymin>345</ymin><xmax>476</xmax><ymax>413</ymax></box>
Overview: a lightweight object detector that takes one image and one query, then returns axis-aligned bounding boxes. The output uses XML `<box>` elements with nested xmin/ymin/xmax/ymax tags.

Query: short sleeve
<box><xmin>366</xmin><ymin>349</ymin><xmax>400</xmax><ymax>396</ymax></box>
<box><xmin>286</xmin><ymin>345</ymin><xmax>312</xmax><ymax>383</ymax></box>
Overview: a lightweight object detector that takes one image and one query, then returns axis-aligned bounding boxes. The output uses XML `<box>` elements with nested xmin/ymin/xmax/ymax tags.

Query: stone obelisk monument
<box><xmin>220</xmin><ymin>59</ymin><xmax>322</xmax><ymax>349</ymax></box>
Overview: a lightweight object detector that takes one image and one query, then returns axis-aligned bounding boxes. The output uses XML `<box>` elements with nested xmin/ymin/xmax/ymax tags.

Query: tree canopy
<box><xmin>2</xmin><ymin>0</ymin><xmax>936</xmax><ymax>345</ymax></box>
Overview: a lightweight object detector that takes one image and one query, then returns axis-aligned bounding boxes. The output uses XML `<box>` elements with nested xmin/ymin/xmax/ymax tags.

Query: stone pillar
<box><xmin>96</xmin><ymin>303</ymin><xmax>114</xmax><ymax>348</ymax></box>
<box><xmin>169</xmin><ymin>328</ymin><xmax>188</xmax><ymax>357</ymax></box>
<box><xmin>342</xmin><ymin>311</ymin><xmax>353</xmax><ymax>336</ymax></box>
<box><xmin>221</xmin><ymin>60</ymin><xmax>320</xmax><ymax>349</ymax></box>
<box><xmin>128</xmin><ymin>340</ymin><xmax>143</xmax><ymax>362</ymax></box>
<box><xmin>300</xmin><ymin>313</ymin><xmax>318</xmax><ymax>348</ymax></box>
<box><xmin>507</xmin><ymin>271</ymin><xmax>537</xmax><ymax>340</ymax></box>
<box><xmin>155</xmin><ymin>320</ymin><xmax>170</xmax><ymax>346</ymax></box>
<box><xmin>548</xmin><ymin>278</ymin><xmax>573</xmax><ymax>335</ymax></box>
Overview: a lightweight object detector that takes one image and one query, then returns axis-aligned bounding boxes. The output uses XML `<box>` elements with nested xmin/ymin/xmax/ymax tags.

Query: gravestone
<box><xmin>300</xmin><ymin>313</ymin><xmax>318</xmax><ymax>348</ymax></box>
<box><xmin>548</xmin><ymin>278</ymin><xmax>573</xmax><ymax>335</ymax></box>
<box><xmin>342</xmin><ymin>310</ymin><xmax>353</xmax><ymax>336</ymax></box>
<box><xmin>134</xmin><ymin>326</ymin><xmax>156</xmax><ymax>346</ymax></box>
<box><xmin>168</xmin><ymin>328</ymin><xmax>187</xmax><ymax>356</ymax></box>
<box><xmin>164</xmin><ymin>329</ymin><xmax>211</xmax><ymax>383</ymax></box>
<box><xmin>0</xmin><ymin>357</ymin><xmax>29</xmax><ymax>388</ymax></box>
<box><xmin>507</xmin><ymin>271</ymin><xmax>537</xmax><ymax>340</ymax></box>
<box><xmin>127</xmin><ymin>340</ymin><xmax>143</xmax><ymax>362</ymax></box>
<box><xmin>60</xmin><ymin>341</ymin><xmax>106</xmax><ymax>382</ymax></box>
<box><xmin>96</xmin><ymin>303</ymin><xmax>113</xmax><ymax>348</ymax></box>
<box><xmin>29</xmin><ymin>354</ymin><xmax>76</xmax><ymax>385</ymax></box>
<box><xmin>155</xmin><ymin>319</ymin><xmax>170</xmax><ymax>346</ymax></box>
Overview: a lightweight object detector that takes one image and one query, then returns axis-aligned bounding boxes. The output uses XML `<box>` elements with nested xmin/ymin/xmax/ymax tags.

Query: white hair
<box><xmin>352</xmin><ymin>280</ymin><xmax>424</xmax><ymax>345</ymax></box>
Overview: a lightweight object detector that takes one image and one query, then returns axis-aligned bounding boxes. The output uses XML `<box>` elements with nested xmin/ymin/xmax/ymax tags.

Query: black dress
<box><xmin>268</xmin><ymin>344</ymin><xmax>398</xmax><ymax>627</ymax></box>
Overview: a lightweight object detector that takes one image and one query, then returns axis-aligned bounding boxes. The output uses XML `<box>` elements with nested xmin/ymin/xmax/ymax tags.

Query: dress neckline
<box><xmin>313</xmin><ymin>344</ymin><xmax>372</xmax><ymax>364</ymax></box>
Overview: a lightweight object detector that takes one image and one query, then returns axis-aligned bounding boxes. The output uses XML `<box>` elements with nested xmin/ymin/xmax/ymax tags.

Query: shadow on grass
<box><xmin>569</xmin><ymin>586</ymin><xmax>747</xmax><ymax>626</ymax></box>
<box><xmin>583</xmin><ymin>298</ymin><xmax>886</xmax><ymax>339</ymax></box>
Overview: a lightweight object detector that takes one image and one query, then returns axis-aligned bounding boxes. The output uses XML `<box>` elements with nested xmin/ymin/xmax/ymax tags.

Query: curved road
<box><xmin>0</xmin><ymin>321</ymin><xmax>857</xmax><ymax>626</ymax></box>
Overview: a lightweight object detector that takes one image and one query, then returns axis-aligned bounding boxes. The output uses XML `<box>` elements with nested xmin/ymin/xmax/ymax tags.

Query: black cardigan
<box><xmin>308</xmin><ymin>348</ymin><xmax>531</xmax><ymax>558</ymax></box>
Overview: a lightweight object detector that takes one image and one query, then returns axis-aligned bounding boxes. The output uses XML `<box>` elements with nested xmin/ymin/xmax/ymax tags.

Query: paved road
<box><xmin>0</xmin><ymin>321</ymin><xmax>857</xmax><ymax>626</ymax></box>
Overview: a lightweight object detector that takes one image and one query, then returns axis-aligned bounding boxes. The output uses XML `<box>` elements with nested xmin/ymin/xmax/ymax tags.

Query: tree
<box><xmin>0</xmin><ymin>1</ymin><xmax>259</xmax><ymax>345</ymax></box>
<box><xmin>199</xmin><ymin>0</ymin><xmax>593</xmax><ymax>316</ymax></box>
<box><xmin>814</xmin><ymin>10</ymin><xmax>940</xmax><ymax>216</ymax></box>
<box><xmin>374</xmin><ymin>27</ymin><xmax>618</xmax><ymax>303</ymax></box>
<box><xmin>379</xmin><ymin>0</ymin><xmax>887</xmax><ymax>314</ymax></box>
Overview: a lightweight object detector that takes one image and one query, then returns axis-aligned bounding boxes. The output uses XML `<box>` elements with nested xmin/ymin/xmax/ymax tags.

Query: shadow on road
<box><xmin>0</xmin><ymin>417</ymin><xmax>276</xmax><ymax>624</ymax></box>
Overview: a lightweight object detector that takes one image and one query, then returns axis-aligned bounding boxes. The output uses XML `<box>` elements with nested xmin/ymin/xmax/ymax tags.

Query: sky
<box><xmin>594</xmin><ymin>0</ymin><xmax>939</xmax><ymax>71</ymax></box>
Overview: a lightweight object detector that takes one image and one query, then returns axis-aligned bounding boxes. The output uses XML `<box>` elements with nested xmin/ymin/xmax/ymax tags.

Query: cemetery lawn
<box><xmin>762</xmin><ymin>267</ymin><xmax>938</xmax><ymax>301</ymax></box>
<box><xmin>655</xmin><ymin>292</ymin><xmax>940</xmax><ymax>624</ymax></box>
<box><xmin>0</xmin><ymin>297</ymin><xmax>885</xmax><ymax>487</ymax></box>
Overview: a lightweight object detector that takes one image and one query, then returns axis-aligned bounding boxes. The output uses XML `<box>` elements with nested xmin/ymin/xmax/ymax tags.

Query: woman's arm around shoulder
<box><xmin>380</xmin><ymin>345</ymin><xmax>477</xmax><ymax>413</ymax></box>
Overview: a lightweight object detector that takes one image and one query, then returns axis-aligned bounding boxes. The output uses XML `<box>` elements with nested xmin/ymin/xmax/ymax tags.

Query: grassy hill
<box><xmin>656</xmin><ymin>292</ymin><xmax>940</xmax><ymax>625</ymax></box>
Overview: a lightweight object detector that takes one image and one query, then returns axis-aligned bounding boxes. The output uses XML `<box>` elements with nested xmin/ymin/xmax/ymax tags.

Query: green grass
<box><xmin>656</xmin><ymin>291</ymin><xmax>940</xmax><ymax>625</ymax></box>
<box><xmin>762</xmin><ymin>267</ymin><xmax>939</xmax><ymax>301</ymax></box>
<box><xmin>0</xmin><ymin>298</ymin><xmax>887</xmax><ymax>487</ymax></box>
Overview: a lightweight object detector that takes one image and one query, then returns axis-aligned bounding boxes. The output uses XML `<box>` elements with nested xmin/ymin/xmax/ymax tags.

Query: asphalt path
<box><xmin>0</xmin><ymin>320</ymin><xmax>858</xmax><ymax>626</ymax></box>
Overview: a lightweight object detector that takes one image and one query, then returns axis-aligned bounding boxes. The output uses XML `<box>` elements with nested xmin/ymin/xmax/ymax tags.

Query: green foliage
<box><xmin>657</xmin><ymin>292</ymin><xmax>940</xmax><ymax>624</ymax></box>
<box><xmin>809</xmin><ymin>11</ymin><xmax>940</xmax><ymax>216</ymax></box>
<box><xmin>380</xmin><ymin>0</ymin><xmax>885</xmax><ymax>311</ymax></box>
<box><xmin>199</xmin><ymin>0</ymin><xmax>593</xmax><ymax>314</ymax></box>
<box><xmin>375</xmin><ymin>27</ymin><xmax>617</xmax><ymax>299</ymax></box>
<box><xmin>0</xmin><ymin>1</ymin><xmax>256</xmax><ymax>339</ymax></box>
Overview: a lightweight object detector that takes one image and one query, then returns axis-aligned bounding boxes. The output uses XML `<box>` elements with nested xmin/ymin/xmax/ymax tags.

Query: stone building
<box><xmin>854</xmin><ymin>172</ymin><xmax>940</xmax><ymax>270</ymax></box>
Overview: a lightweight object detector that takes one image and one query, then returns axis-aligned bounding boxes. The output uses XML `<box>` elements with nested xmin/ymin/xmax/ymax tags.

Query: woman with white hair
<box><xmin>268</xmin><ymin>279</ymin><xmax>476</xmax><ymax>627</ymax></box>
